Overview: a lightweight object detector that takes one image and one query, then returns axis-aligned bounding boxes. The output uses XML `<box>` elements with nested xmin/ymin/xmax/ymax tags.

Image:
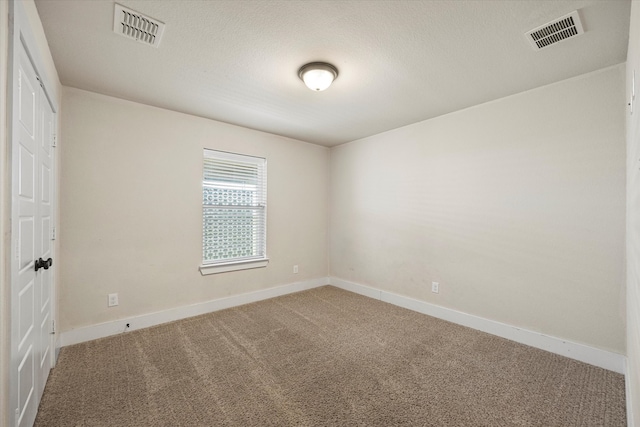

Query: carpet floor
<box><xmin>35</xmin><ymin>286</ymin><xmax>626</xmax><ymax>426</ymax></box>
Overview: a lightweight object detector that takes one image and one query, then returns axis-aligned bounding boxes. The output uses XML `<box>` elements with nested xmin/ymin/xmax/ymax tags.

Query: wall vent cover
<box><xmin>113</xmin><ymin>4</ymin><xmax>165</xmax><ymax>48</ymax></box>
<box><xmin>525</xmin><ymin>11</ymin><xmax>584</xmax><ymax>50</ymax></box>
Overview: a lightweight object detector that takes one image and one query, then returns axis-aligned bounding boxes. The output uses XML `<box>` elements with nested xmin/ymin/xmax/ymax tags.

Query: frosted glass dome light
<box><xmin>298</xmin><ymin>62</ymin><xmax>339</xmax><ymax>91</ymax></box>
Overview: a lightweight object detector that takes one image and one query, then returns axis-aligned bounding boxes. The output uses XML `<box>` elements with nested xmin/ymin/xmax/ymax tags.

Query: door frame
<box><xmin>8</xmin><ymin>1</ymin><xmax>59</xmax><ymax>425</ymax></box>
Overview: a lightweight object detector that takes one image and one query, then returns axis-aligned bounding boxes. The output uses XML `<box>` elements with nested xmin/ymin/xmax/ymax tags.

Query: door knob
<box><xmin>34</xmin><ymin>258</ymin><xmax>53</xmax><ymax>272</ymax></box>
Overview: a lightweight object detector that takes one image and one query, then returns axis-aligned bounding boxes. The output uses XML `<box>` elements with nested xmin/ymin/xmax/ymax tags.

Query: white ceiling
<box><xmin>35</xmin><ymin>0</ymin><xmax>630</xmax><ymax>147</ymax></box>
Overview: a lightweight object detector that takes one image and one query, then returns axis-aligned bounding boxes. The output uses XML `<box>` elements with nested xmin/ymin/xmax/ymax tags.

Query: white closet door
<box><xmin>13</xmin><ymin>39</ymin><xmax>40</xmax><ymax>427</ymax></box>
<box><xmin>11</xmin><ymin>37</ymin><xmax>55</xmax><ymax>427</ymax></box>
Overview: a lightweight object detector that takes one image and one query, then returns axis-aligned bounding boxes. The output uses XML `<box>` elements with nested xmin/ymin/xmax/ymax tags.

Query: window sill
<box><xmin>199</xmin><ymin>258</ymin><xmax>269</xmax><ymax>275</ymax></box>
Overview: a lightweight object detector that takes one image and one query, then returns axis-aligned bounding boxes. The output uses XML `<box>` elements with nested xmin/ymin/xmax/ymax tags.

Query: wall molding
<box><xmin>330</xmin><ymin>277</ymin><xmax>626</xmax><ymax>374</ymax></box>
<box><xmin>60</xmin><ymin>275</ymin><xmax>625</xmax><ymax>375</ymax></box>
<box><xmin>60</xmin><ymin>277</ymin><xmax>330</xmax><ymax>347</ymax></box>
<box><xmin>627</xmin><ymin>357</ymin><xmax>636</xmax><ymax>427</ymax></box>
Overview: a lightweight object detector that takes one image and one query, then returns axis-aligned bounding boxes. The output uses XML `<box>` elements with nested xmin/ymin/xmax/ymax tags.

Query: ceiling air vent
<box><xmin>113</xmin><ymin>3</ymin><xmax>165</xmax><ymax>48</ymax></box>
<box><xmin>525</xmin><ymin>10</ymin><xmax>584</xmax><ymax>50</ymax></box>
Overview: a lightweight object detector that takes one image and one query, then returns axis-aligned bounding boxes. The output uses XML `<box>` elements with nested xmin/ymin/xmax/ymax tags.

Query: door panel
<box><xmin>18</xmin><ymin>218</ymin><xmax>34</xmax><ymax>271</ymax></box>
<box><xmin>18</xmin><ymin>145</ymin><xmax>34</xmax><ymax>199</ymax></box>
<box><xmin>17</xmin><ymin>281</ymin><xmax>34</xmax><ymax>350</ymax></box>
<box><xmin>12</xmin><ymin>34</ymin><xmax>55</xmax><ymax>427</ymax></box>
<box><xmin>18</xmin><ymin>65</ymin><xmax>36</xmax><ymax>137</ymax></box>
<box><xmin>14</xmin><ymin>44</ymin><xmax>39</xmax><ymax>427</ymax></box>
<box><xmin>41</xmin><ymin>164</ymin><xmax>50</xmax><ymax>203</ymax></box>
<box><xmin>36</xmin><ymin>88</ymin><xmax>55</xmax><ymax>398</ymax></box>
<box><xmin>17</xmin><ymin>346</ymin><xmax>34</xmax><ymax>424</ymax></box>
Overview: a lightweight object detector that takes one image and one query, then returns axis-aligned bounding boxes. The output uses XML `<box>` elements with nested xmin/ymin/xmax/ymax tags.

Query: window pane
<box><xmin>202</xmin><ymin>149</ymin><xmax>266</xmax><ymax>265</ymax></box>
<box><xmin>203</xmin><ymin>207</ymin><xmax>265</xmax><ymax>261</ymax></box>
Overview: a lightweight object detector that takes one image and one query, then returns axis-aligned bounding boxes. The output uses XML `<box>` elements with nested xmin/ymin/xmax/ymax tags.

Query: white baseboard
<box><xmin>627</xmin><ymin>358</ymin><xmax>636</xmax><ymax>427</ymax></box>
<box><xmin>60</xmin><ymin>277</ymin><xmax>330</xmax><ymax>347</ymax></box>
<box><xmin>60</xmin><ymin>275</ymin><xmax>625</xmax><ymax>375</ymax></box>
<box><xmin>330</xmin><ymin>277</ymin><xmax>626</xmax><ymax>374</ymax></box>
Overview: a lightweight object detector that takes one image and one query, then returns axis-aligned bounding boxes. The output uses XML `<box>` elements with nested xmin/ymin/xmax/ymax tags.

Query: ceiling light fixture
<box><xmin>298</xmin><ymin>62</ymin><xmax>339</xmax><ymax>91</ymax></box>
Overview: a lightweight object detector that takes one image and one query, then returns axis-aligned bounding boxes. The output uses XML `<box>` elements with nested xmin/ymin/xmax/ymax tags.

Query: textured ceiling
<box><xmin>35</xmin><ymin>0</ymin><xmax>630</xmax><ymax>147</ymax></box>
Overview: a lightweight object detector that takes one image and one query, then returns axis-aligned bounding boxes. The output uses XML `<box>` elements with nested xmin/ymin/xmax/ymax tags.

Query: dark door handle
<box><xmin>34</xmin><ymin>258</ymin><xmax>53</xmax><ymax>272</ymax></box>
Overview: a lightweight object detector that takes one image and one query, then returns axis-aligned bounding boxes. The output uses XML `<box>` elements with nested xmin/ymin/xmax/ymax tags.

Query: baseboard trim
<box><xmin>60</xmin><ymin>277</ymin><xmax>330</xmax><ymax>347</ymax></box>
<box><xmin>627</xmin><ymin>357</ymin><xmax>636</xmax><ymax>427</ymax></box>
<box><xmin>329</xmin><ymin>277</ymin><xmax>625</xmax><ymax>374</ymax></box>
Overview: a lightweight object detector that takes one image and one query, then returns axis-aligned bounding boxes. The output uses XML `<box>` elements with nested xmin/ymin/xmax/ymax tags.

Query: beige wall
<box><xmin>2</xmin><ymin>1</ymin><xmax>62</xmax><ymax>426</ymax></box>
<box><xmin>626</xmin><ymin>2</ymin><xmax>640</xmax><ymax>425</ymax></box>
<box><xmin>59</xmin><ymin>87</ymin><xmax>329</xmax><ymax>332</ymax></box>
<box><xmin>330</xmin><ymin>65</ymin><xmax>626</xmax><ymax>354</ymax></box>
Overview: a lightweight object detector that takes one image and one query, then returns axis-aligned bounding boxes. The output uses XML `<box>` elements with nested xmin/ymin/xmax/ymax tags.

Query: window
<box><xmin>200</xmin><ymin>149</ymin><xmax>268</xmax><ymax>275</ymax></box>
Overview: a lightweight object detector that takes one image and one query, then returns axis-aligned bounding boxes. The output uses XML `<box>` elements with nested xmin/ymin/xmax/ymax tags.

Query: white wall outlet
<box><xmin>431</xmin><ymin>282</ymin><xmax>439</xmax><ymax>294</ymax></box>
<box><xmin>293</xmin><ymin>265</ymin><xmax>299</xmax><ymax>274</ymax></box>
<box><xmin>108</xmin><ymin>293</ymin><xmax>119</xmax><ymax>307</ymax></box>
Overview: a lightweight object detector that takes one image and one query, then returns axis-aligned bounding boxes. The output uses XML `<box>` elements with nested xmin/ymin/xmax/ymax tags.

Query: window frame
<box><xmin>199</xmin><ymin>149</ymin><xmax>268</xmax><ymax>275</ymax></box>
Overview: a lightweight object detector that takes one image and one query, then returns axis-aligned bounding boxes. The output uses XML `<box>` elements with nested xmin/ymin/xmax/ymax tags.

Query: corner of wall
<box><xmin>626</xmin><ymin>1</ymin><xmax>640</xmax><ymax>425</ymax></box>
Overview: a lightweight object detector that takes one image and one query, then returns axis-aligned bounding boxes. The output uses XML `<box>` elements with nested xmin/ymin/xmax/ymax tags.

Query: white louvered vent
<box><xmin>526</xmin><ymin>11</ymin><xmax>584</xmax><ymax>50</ymax></box>
<box><xmin>113</xmin><ymin>4</ymin><xmax>165</xmax><ymax>48</ymax></box>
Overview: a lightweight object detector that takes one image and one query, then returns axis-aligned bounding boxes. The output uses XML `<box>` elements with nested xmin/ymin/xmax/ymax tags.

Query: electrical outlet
<box><xmin>293</xmin><ymin>265</ymin><xmax>299</xmax><ymax>274</ymax></box>
<box><xmin>108</xmin><ymin>293</ymin><xmax>119</xmax><ymax>307</ymax></box>
<box><xmin>431</xmin><ymin>282</ymin><xmax>439</xmax><ymax>294</ymax></box>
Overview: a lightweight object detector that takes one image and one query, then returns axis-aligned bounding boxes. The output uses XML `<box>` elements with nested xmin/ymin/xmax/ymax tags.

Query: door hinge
<box><xmin>51</xmin><ymin>227</ymin><xmax>56</xmax><ymax>240</ymax></box>
<box><xmin>51</xmin><ymin>320</ymin><xmax>56</xmax><ymax>335</ymax></box>
<box><xmin>15</xmin><ymin>241</ymin><xmax>19</xmax><ymax>259</ymax></box>
<box><xmin>52</xmin><ymin>134</ymin><xmax>57</xmax><ymax>147</ymax></box>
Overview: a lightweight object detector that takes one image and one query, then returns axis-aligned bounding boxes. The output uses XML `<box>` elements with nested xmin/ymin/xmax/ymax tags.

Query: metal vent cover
<box><xmin>526</xmin><ymin>11</ymin><xmax>584</xmax><ymax>50</ymax></box>
<box><xmin>113</xmin><ymin>4</ymin><xmax>165</xmax><ymax>47</ymax></box>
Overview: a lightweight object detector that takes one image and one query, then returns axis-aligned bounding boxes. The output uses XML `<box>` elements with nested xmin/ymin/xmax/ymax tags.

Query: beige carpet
<box><xmin>35</xmin><ymin>286</ymin><xmax>626</xmax><ymax>426</ymax></box>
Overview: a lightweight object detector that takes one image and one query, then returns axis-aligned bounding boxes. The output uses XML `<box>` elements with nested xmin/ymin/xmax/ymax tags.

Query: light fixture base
<box><xmin>298</xmin><ymin>62</ymin><xmax>339</xmax><ymax>91</ymax></box>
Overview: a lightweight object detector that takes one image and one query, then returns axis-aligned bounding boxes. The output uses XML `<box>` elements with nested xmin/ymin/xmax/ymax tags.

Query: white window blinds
<box><xmin>202</xmin><ymin>149</ymin><xmax>267</xmax><ymax>265</ymax></box>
